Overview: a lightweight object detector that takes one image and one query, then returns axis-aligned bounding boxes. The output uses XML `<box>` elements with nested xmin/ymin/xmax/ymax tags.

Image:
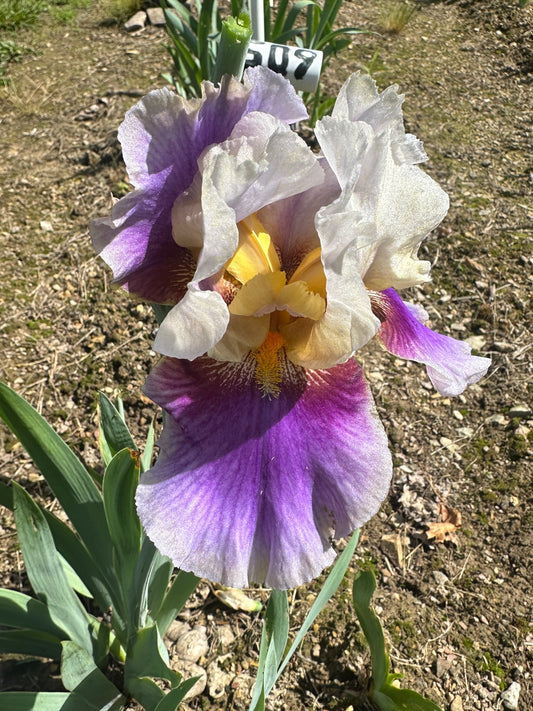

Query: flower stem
<box><xmin>212</xmin><ymin>13</ymin><xmax>252</xmax><ymax>84</ymax></box>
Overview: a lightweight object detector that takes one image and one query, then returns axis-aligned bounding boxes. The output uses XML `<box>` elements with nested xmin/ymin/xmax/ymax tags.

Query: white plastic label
<box><xmin>245</xmin><ymin>42</ymin><xmax>323</xmax><ymax>93</ymax></box>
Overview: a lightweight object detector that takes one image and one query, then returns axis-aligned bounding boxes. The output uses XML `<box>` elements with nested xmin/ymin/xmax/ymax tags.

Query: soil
<box><xmin>0</xmin><ymin>1</ymin><xmax>532</xmax><ymax>710</ymax></box>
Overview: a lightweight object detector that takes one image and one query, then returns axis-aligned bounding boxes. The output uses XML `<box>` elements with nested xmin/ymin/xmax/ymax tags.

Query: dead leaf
<box><xmin>381</xmin><ymin>532</ymin><xmax>408</xmax><ymax>568</ymax></box>
<box><xmin>426</xmin><ymin>504</ymin><xmax>462</xmax><ymax>542</ymax></box>
<box><xmin>427</xmin><ymin>521</ymin><xmax>459</xmax><ymax>542</ymax></box>
<box><xmin>465</xmin><ymin>256</ymin><xmax>485</xmax><ymax>273</ymax></box>
<box><xmin>438</xmin><ymin>503</ymin><xmax>462</xmax><ymax>527</ymax></box>
<box><xmin>214</xmin><ymin>588</ymin><xmax>262</xmax><ymax>612</ymax></box>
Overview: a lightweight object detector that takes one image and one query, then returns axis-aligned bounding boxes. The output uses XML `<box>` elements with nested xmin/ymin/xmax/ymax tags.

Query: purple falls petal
<box><xmin>373</xmin><ymin>288</ymin><xmax>491</xmax><ymax>396</ymax></box>
<box><xmin>136</xmin><ymin>356</ymin><xmax>392</xmax><ymax>589</ymax></box>
<box><xmin>90</xmin><ymin>68</ymin><xmax>306</xmax><ymax>300</ymax></box>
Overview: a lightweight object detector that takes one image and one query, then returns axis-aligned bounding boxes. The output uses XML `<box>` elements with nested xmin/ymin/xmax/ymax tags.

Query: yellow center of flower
<box><xmin>222</xmin><ymin>214</ymin><xmax>327</xmax><ymax>395</ymax></box>
<box><xmin>250</xmin><ymin>331</ymin><xmax>286</xmax><ymax>397</ymax></box>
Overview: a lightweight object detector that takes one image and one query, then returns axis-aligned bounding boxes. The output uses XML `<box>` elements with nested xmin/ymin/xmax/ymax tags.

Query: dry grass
<box><xmin>1</xmin><ymin>72</ymin><xmax>61</xmax><ymax>114</ymax></box>
<box><xmin>380</xmin><ymin>0</ymin><xmax>417</xmax><ymax>33</ymax></box>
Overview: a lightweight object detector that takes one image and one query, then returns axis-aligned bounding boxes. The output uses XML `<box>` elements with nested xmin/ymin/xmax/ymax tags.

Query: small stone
<box><xmin>450</xmin><ymin>697</ymin><xmax>463</xmax><ymax>711</ymax></box>
<box><xmin>433</xmin><ymin>570</ymin><xmax>449</xmax><ymax>586</ymax></box>
<box><xmin>457</xmin><ymin>427</ymin><xmax>474</xmax><ymax>437</ymax></box>
<box><xmin>175</xmin><ymin>625</ymin><xmax>209</xmax><ymax>662</ymax></box>
<box><xmin>440</xmin><ymin>436</ymin><xmax>458</xmax><ymax>452</ymax></box>
<box><xmin>146</xmin><ymin>7</ymin><xmax>166</xmax><ymax>25</ymax></box>
<box><xmin>487</xmin><ymin>414</ymin><xmax>507</xmax><ymax>427</ymax></box>
<box><xmin>465</xmin><ymin>335</ymin><xmax>486</xmax><ymax>351</ymax></box>
<box><xmin>207</xmin><ymin>661</ymin><xmax>233</xmax><ymax>699</ymax></box>
<box><xmin>216</xmin><ymin>624</ymin><xmax>235</xmax><ymax>649</ymax></box>
<box><xmin>492</xmin><ymin>341</ymin><xmax>513</xmax><ymax>353</ymax></box>
<box><xmin>231</xmin><ymin>673</ymin><xmax>253</xmax><ymax>703</ymax></box>
<box><xmin>124</xmin><ymin>10</ymin><xmax>147</xmax><ymax>31</ymax></box>
<box><xmin>40</xmin><ymin>220</ymin><xmax>53</xmax><ymax>231</ymax></box>
<box><xmin>166</xmin><ymin>620</ymin><xmax>189</xmax><ymax>642</ymax></box>
<box><xmin>508</xmin><ymin>404</ymin><xmax>532</xmax><ymax>419</ymax></box>
<box><xmin>501</xmin><ymin>681</ymin><xmax>521</xmax><ymax>710</ymax></box>
<box><xmin>435</xmin><ymin>655</ymin><xmax>452</xmax><ymax>678</ymax></box>
<box><xmin>170</xmin><ymin>660</ymin><xmax>207</xmax><ymax>699</ymax></box>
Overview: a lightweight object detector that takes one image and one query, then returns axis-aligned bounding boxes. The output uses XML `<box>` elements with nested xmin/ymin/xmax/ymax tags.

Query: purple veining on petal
<box><xmin>90</xmin><ymin>68</ymin><xmax>307</xmax><ymax>301</ymax></box>
<box><xmin>136</xmin><ymin>356</ymin><xmax>392</xmax><ymax>589</ymax></box>
<box><xmin>373</xmin><ymin>288</ymin><xmax>491</xmax><ymax>396</ymax></box>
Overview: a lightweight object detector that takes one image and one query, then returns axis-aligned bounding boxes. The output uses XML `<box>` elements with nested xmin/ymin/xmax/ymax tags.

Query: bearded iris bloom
<box><xmin>91</xmin><ymin>67</ymin><xmax>490</xmax><ymax>589</ymax></box>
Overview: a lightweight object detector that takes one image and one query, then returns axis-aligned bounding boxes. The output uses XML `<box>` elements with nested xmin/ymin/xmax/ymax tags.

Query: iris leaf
<box><xmin>127</xmin><ymin>536</ymin><xmax>171</xmax><ymax>636</ymax></box>
<box><xmin>140</xmin><ymin>418</ymin><xmax>155</xmax><ymax>472</ymax></box>
<box><xmin>102</xmin><ymin>448</ymin><xmax>142</xmax><ymax>582</ymax></box>
<box><xmin>145</xmin><ymin>556</ymin><xmax>173</xmax><ymax>630</ymax></box>
<box><xmin>98</xmin><ymin>392</ymin><xmax>136</xmax><ymax>466</ymax></box>
<box><xmin>125</xmin><ymin>625</ymin><xmax>200</xmax><ymax>711</ymax></box>
<box><xmin>0</xmin><ymin>693</ymin><xmax>71</xmax><ymax>710</ymax></box>
<box><xmin>0</xmin><ymin>629</ymin><xmax>63</xmax><ymax>659</ymax></box>
<box><xmin>125</xmin><ymin>625</ymin><xmax>180</xmax><ymax>686</ymax></box>
<box><xmin>125</xmin><ymin>677</ymin><xmax>165</xmax><ymax>711</ymax></box>
<box><xmin>250</xmin><ymin>529</ymin><xmax>360</xmax><ymax>710</ymax></box>
<box><xmin>352</xmin><ymin>568</ymin><xmax>389</xmax><ymax>690</ymax></box>
<box><xmin>61</xmin><ymin>641</ymin><xmax>125</xmax><ymax>710</ymax></box>
<box><xmin>352</xmin><ymin>568</ymin><xmax>443</xmax><ymax>711</ymax></box>
<box><xmin>0</xmin><ymin>383</ymin><xmax>114</xmax><ymax>572</ymax></box>
<box><xmin>155</xmin><ymin>570</ymin><xmax>200</xmax><ymax>636</ymax></box>
<box><xmin>0</xmin><ymin>588</ymin><xmax>65</xmax><ymax>638</ymax></box>
<box><xmin>153</xmin><ymin>678</ymin><xmax>202</xmax><ymax>711</ymax></box>
<box><xmin>0</xmin><ymin>480</ymin><xmax>112</xmax><ymax>613</ymax></box>
<box><xmin>277</xmin><ymin>529</ymin><xmax>360</xmax><ymax>678</ymax></box>
<box><xmin>13</xmin><ymin>483</ymin><xmax>95</xmax><ymax>655</ymax></box>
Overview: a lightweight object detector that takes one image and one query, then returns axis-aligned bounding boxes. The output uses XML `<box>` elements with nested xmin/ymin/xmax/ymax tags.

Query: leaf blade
<box><xmin>0</xmin><ymin>384</ymin><xmax>113</xmax><ymax>569</ymax></box>
<box><xmin>13</xmin><ymin>483</ymin><xmax>94</xmax><ymax>654</ymax></box>
<box><xmin>102</xmin><ymin>448</ymin><xmax>142</xmax><ymax>580</ymax></box>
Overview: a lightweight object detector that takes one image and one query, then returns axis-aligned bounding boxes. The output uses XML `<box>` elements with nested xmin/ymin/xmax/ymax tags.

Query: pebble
<box><xmin>492</xmin><ymin>341</ymin><xmax>513</xmax><ymax>353</ymax></box>
<box><xmin>216</xmin><ymin>624</ymin><xmax>235</xmax><ymax>649</ymax></box>
<box><xmin>170</xmin><ymin>660</ymin><xmax>207</xmax><ymax>699</ymax></box>
<box><xmin>207</xmin><ymin>661</ymin><xmax>233</xmax><ymax>699</ymax></box>
<box><xmin>508</xmin><ymin>404</ymin><xmax>532</xmax><ymax>419</ymax></box>
<box><xmin>231</xmin><ymin>673</ymin><xmax>253</xmax><ymax>703</ymax></box>
<box><xmin>146</xmin><ymin>7</ymin><xmax>166</xmax><ymax>25</ymax></box>
<box><xmin>124</xmin><ymin>10</ymin><xmax>147</xmax><ymax>31</ymax></box>
<box><xmin>501</xmin><ymin>681</ymin><xmax>521</xmax><ymax>710</ymax></box>
<box><xmin>433</xmin><ymin>570</ymin><xmax>449</xmax><ymax>586</ymax></box>
<box><xmin>435</xmin><ymin>655</ymin><xmax>452</xmax><ymax>678</ymax></box>
<box><xmin>487</xmin><ymin>413</ymin><xmax>507</xmax><ymax>426</ymax></box>
<box><xmin>450</xmin><ymin>696</ymin><xmax>464</xmax><ymax>711</ymax></box>
<box><xmin>166</xmin><ymin>620</ymin><xmax>189</xmax><ymax>642</ymax></box>
<box><xmin>465</xmin><ymin>335</ymin><xmax>486</xmax><ymax>351</ymax></box>
<box><xmin>175</xmin><ymin>625</ymin><xmax>209</xmax><ymax>662</ymax></box>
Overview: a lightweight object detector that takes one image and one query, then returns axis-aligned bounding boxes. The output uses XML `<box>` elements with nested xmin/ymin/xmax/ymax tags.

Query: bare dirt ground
<box><xmin>0</xmin><ymin>1</ymin><xmax>532</xmax><ymax>710</ymax></box>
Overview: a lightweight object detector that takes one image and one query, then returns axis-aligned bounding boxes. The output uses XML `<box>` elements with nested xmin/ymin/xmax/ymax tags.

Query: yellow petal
<box><xmin>288</xmin><ymin>246</ymin><xmax>326</xmax><ymax>297</ymax></box>
<box><xmin>226</xmin><ymin>217</ymin><xmax>281</xmax><ymax>284</ymax></box>
<box><xmin>229</xmin><ymin>271</ymin><xmax>286</xmax><ymax>317</ymax></box>
<box><xmin>208</xmin><ymin>314</ymin><xmax>269</xmax><ymax>362</ymax></box>
<box><xmin>276</xmin><ymin>280</ymin><xmax>326</xmax><ymax>320</ymax></box>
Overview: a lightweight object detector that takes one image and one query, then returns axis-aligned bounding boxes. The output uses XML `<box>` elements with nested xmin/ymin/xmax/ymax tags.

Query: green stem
<box><xmin>212</xmin><ymin>13</ymin><xmax>252</xmax><ymax>84</ymax></box>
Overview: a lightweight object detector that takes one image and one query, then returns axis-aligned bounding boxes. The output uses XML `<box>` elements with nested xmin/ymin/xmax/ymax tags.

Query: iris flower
<box><xmin>91</xmin><ymin>67</ymin><xmax>490</xmax><ymax>589</ymax></box>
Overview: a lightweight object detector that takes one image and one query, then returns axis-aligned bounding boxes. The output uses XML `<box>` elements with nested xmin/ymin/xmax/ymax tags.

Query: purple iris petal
<box><xmin>374</xmin><ymin>288</ymin><xmax>491</xmax><ymax>396</ymax></box>
<box><xmin>90</xmin><ymin>68</ymin><xmax>307</xmax><ymax>301</ymax></box>
<box><xmin>136</xmin><ymin>356</ymin><xmax>392</xmax><ymax>589</ymax></box>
